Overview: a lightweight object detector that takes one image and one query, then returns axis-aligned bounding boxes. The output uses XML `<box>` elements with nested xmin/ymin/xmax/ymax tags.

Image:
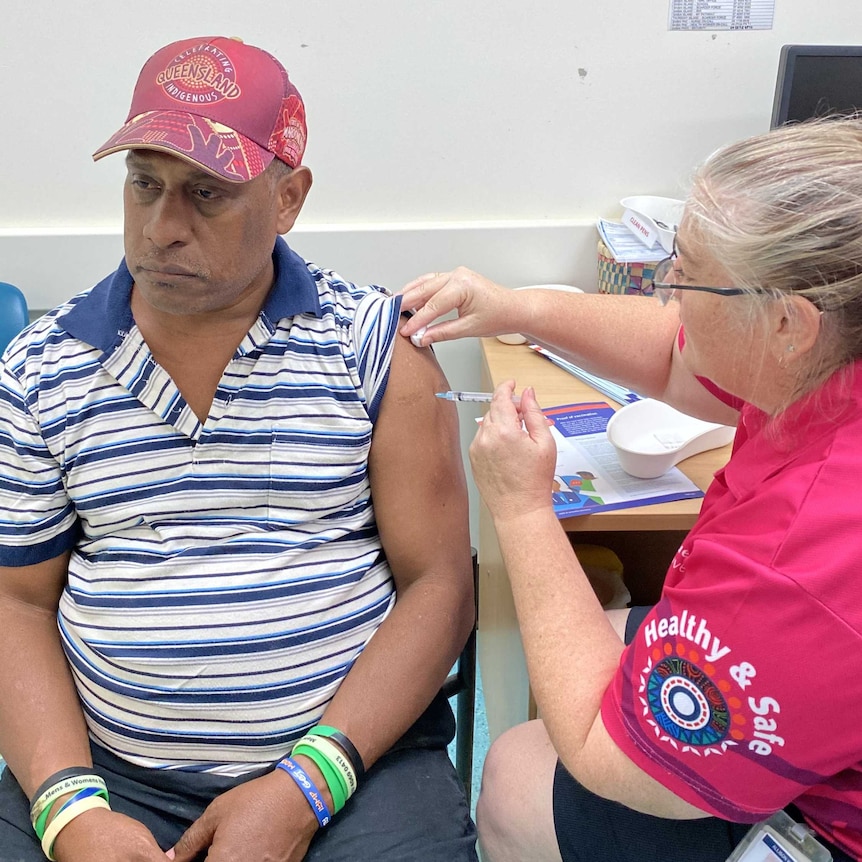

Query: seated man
<box><xmin>0</xmin><ymin>36</ymin><xmax>476</xmax><ymax>862</ymax></box>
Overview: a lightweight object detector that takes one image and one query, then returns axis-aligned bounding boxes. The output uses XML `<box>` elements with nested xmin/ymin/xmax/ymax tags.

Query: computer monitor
<box><xmin>770</xmin><ymin>44</ymin><xmax>862</xmax><ymax>128</ymax></box>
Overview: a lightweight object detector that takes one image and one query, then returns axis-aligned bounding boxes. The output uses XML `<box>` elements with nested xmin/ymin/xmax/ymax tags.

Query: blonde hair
<box><xmin>687</xmin><ymin>118</ymin><xmax>862</xmax><ymax>387</ymax></box>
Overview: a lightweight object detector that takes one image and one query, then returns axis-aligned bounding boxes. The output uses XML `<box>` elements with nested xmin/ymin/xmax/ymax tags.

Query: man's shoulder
<box><xmin>3</xmin><ymin>288</ymin><xmax>94</xmax><ymax>360</ymax></box>
<box><xmin>306</xmin><ymin>260</ymin><xmax>392</xmax><ymax>304</ymax></box>
<box><xmin>269</xmin><ymin>240</ymin><xmax>393</xmax><ymax>323</ymax></box>
<box><xmin>298</xmin><ymin>260</ymin><xmax>402</xmax><ymax>333</ymax></box>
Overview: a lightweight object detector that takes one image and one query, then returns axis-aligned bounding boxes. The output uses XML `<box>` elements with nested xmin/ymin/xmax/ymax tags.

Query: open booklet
<box><xmin>546</xmin><ymin>401</ymin><xmax>704</xmax><ymax>518</ymax></box>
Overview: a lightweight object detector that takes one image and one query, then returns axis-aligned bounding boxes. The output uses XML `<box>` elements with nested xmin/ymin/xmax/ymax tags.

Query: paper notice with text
<box><xmin>668</xmin><ymin>0</ymin><xmax>775</xmax><ymax>31</ymax></box>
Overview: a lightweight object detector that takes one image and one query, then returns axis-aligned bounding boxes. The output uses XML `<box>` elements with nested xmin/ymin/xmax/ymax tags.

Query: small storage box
<box><xmin>596</xmin><ymin>239</ymin><xmax>660</xmax><ymax>297</ymax></box>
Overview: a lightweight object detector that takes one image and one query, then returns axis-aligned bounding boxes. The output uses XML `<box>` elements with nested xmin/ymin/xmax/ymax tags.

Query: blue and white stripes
<box><xmin>0</xmin><ymin>239</ymin><xmax>403</xmax><ymax>774</ymax></box>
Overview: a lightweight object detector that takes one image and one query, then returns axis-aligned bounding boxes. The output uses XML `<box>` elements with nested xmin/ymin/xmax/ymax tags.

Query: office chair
<box><xmin>442</xmin><ymin>547</ymin><xmax>479</xmax><ymax>806</ymax></box>
<box><xmin>0</xmin><ymin>283</ymin><xmax>26</xmax><ymax>768</ymax></box>
<box><xmin>0</xmin><ymin>282</ymin><xmax>29</xmax><ymax>353</ymax></box>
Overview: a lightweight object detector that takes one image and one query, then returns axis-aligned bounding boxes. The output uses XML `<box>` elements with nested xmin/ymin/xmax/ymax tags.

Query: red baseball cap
<box><xmin>93</xmin><ymin>36</ymin><xmax>307</xmax><ymax>182</ymax></box>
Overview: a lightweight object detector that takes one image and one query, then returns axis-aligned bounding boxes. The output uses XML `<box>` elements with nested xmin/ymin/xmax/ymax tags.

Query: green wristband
<box><xmin>30</xmin><ymin>774</ymin><xmax>107</xmax><ymax>828</ymax></box>
<box><xmin>291</xmin><ymin>744</ymin><xmax>348</xmax><ymax>812</ymax></box>
<box><xmin>294</xmin><ymin>735</ymin><xmax>356</xmax><ymax>795</ymax></box>
<box><xmin>33</xmin><ymin>784</ymin><xmax>110</xmax><ymax>841</ymax></box>
<box><xmin>33</xmin><ymin>802</ymin><xmax>56</xmax><ymax>843</ymax></box>
<box><xmin>292</xmin><ymin>743</ymin><xmax>348</xmax><ymax>807</ymax></box>
<box><xmin>308</xmin><ymin>725</ymin><xmax>366</xmax><ymax>784</ymax></box>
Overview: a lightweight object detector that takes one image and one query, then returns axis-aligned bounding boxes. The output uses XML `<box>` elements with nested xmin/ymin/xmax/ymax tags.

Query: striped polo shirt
<box><xmin>0</xmin><ymin>238</ymin><xmax>403</xmax><ymax>773</ymax></box>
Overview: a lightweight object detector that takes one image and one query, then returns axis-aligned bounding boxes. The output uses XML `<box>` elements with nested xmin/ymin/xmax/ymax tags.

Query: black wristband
<box><xmin>325</xmin><ymin>731</ymin><xmax>366</xmax><ymax>785</ymax></box>
<box><xmin>29</xmin><ymin>767</ymin><xmax>97</xmax><ymax>810</ymax></box>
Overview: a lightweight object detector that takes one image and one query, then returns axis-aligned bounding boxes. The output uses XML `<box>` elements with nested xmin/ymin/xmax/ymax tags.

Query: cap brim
<box><xmin>93</xmin><ymin>110</ymin><xmax>274</xmax><ymax>182</ymax></box>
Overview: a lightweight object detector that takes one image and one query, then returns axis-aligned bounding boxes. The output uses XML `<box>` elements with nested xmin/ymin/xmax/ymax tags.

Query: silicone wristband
<box><xmin>54</xmin><ymin>785</ymin><xmax>109</xmax><ymax>817</ymax></box>
<box><xmin>41</xmin><ymin>795</ymin><xmax>110</xmax><ymax>861</ymax></box>
<box><xmin>275</xmin><ymin>758</ymin><xmax>331</xmax><ymax>828</ymax></box>
<box><xmin>31</xmin><ymin>776</ymin><xmax>108</xmax><ymax>831</ymax></box>
<box><xmin>30</xmin><ymin>768</ymin><xmax>95</xmax><ymax>811</ymax></box>
<box><xmin>293</xmin><ymin>734</ymin><xmax>357</xmax><ymax>795</ymax></box>
<box><xmin>291</xmin><ymin>744</ymin><xmax>348</xmax><ymax>812</ymax></box>
<box><xmin>309</xmin><ymin>725</ymin><xmax>366</xmax><ymax>784</ymax></box>
<box><xmin>34</xmin><ymin>785</ymin><xmax>110</xmax><ymax>841</ymax></box>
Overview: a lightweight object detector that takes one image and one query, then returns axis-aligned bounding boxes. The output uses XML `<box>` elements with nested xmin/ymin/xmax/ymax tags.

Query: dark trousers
<box><xmin>0</xmin><ymin>740</ymin><xmax>476</xmax><ymax>861</ymax></box>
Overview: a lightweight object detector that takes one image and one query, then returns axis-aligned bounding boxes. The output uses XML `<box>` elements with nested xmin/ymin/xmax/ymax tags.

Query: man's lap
<box><xmin>0</xmin><ymin>743</ymin><xmax>477</xmax><ymax>862</ymax></box>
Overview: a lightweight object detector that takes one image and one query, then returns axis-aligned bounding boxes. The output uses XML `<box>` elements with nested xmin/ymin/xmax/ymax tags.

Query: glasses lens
<box><xmin>653</xmin><ymin>257</ymin><xmax>674</xmax><ymax>285</ymax></box>
<box><xmin>652</xmin><ymin>257</ymin><xmax>675</xmax><ymax>305</ymax></box>
<box><xmin>653</xmin><ymin>286</ymin><xmax>675</xmax><ymax>306</ymax></box>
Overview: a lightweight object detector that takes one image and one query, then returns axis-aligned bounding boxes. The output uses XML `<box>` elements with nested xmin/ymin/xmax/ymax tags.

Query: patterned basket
<box><xmin>596</xmin><ymin>239</ymin><xmax>660</xmax><ymax>296</ymax></box>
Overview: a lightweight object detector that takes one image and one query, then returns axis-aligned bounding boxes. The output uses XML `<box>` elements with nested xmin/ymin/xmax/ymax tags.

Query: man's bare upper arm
<box><xmin>0</xmin><ymin>553</ymin><xmax>70</xmax><ymax>613</ymax></box>
<box><xmin>367</xmin><ymin>331</ymin><xmax>471</xmax><ymax>588</ymax></box>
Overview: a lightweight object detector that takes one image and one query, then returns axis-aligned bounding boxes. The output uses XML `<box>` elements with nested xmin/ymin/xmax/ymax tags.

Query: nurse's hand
<box><xmin>469</xmin><ymin>382</ymin><xmax>556</xmax><ymax>524</ymax></box>
<box><xmin>398</xmin><ymin>268</ymin><xmax>522</xmax><ymax>346</ymax></box>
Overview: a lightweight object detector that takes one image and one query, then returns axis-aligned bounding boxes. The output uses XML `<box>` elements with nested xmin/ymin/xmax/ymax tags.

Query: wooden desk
<box><xmin>477</xmin><ymin>338</ymin><xmax>732</xmax><ymax>741</ymax></box>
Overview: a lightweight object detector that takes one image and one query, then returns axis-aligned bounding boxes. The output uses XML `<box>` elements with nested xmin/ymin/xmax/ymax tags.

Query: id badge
<box><xmin>726</xmin><ymin>811</ymin><xmax>832</xmax><ymax>862</ymax></box>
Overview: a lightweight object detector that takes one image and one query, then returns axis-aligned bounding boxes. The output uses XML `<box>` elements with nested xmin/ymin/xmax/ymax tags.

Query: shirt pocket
<box><xmin>268</xmin><ymin>422</ymin><xmax>373</xmax><ymax>527</ymax></box>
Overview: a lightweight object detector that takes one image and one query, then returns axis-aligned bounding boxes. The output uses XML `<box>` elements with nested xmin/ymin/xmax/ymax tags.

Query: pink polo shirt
<box><xmin>602</xmin><ymin>355</ymin><xmax>862</xmax><ymax>860</ymax></box>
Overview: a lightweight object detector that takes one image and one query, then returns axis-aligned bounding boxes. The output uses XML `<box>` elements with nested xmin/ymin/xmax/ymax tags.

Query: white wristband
<box><xmin>293</xmin><ymin>734</ymin><xmax>358</xmax><ymax>796</ymax></box>
<box><xmin>40</xmin><ymin>795</ymin><xmax>110</xmax><ymax>861</ymax></box>
<box><xmin>30</xmin><ymin>775</ymin><xmax>107</xmax><ymax>829</ymax></box>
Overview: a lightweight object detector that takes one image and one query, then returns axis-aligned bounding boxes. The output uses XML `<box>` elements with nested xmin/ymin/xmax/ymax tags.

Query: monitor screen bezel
<box><xmin>770</xmin><ymin>44</ymin><xmax>862</xmax><ymax>128</ymax></box>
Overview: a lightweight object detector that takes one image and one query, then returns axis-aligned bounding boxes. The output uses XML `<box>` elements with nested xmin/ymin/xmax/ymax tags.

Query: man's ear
<box><xmin>275</xmin><ymin>166</ymin><xmax>313</xmax><ymax>234</ymax></box>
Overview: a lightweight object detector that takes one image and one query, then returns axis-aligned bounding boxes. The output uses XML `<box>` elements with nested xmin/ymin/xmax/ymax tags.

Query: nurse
<box><xmin>401</xmin><ymin>118</ymin><xmax>862</xmax><ymax>862</ymax></box>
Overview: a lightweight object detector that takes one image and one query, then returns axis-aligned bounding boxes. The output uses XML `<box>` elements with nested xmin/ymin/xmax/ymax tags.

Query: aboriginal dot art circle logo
<box><xmin>638</xmin><ymin>643</ymin><xmax>748</xmax><ymax>755</ymax></box>
<box><xmin>646</xmin><ymin>656</ymin><xmax>730</xmax><ymax>745</ymax></box>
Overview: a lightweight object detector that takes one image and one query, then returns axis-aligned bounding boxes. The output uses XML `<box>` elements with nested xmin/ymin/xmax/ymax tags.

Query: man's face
<box><xmin>123</xmin><ymin>150</ymin><xmax>285</xmax><ymax>317</ymax></box>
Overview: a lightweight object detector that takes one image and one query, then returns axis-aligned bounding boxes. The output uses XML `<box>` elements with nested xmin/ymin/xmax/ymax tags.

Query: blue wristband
<box><xmin>275</xmin><ymin>757</ymin><xmax>332</xmax><ymax>828</ymax></box>
<box><xmin>55</xmin><ymin>785</ymin><xmax>109</xmax><ymax>816</ymax></box>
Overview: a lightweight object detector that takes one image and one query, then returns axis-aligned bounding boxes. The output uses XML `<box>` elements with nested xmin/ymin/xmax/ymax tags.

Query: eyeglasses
<box><xmin>651</xmin><ymin>254</ymin><xmax>755</xmax><ymax>307</ymax></box>
<box><xmin>653</xmin><ymin>247</ymin><xmax>826</xmax><ymax>311</ymax></box>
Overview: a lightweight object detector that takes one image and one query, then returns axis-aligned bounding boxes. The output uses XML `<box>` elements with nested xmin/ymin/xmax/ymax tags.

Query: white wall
<box><xmin>3</xmin><ymin>2</ymin><xmax>861</xmax><ymax>230</ymax></box>
<box><xmin>2</xmin><ymin>1</ymin><xmax>860</xmax><ymax>542</ymax></box>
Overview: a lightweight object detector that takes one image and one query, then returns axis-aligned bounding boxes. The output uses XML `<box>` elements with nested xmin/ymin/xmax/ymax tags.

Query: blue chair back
<box><xmin>0</xmin><ymin>282</ymin><xmax>29</xmax><ymax>353</ymax></box>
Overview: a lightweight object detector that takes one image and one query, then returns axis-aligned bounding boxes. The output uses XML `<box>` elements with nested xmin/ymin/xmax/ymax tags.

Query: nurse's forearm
<box><xmin>517</xmin><ymin>291</ymin><xmax>681</xmax><ymax>400</ymax></box>
<box><xmin>491</xmin><ymin>507</ymin><xmax>623</xmax><ymax>757</ymax></box>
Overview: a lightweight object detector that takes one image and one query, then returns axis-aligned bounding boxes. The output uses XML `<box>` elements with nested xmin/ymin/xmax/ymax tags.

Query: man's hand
<box><xmin>52</xmin><ymin>807</ymin><xmax>168</xmax><ymax>861</ymax></box>
<box><xmin>168</xmin><ymin>770</ymin><xmax>319</xmax><ymax>862</ymax></box>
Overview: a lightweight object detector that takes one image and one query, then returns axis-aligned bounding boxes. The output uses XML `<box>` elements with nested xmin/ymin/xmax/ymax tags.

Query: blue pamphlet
<box><xmin>546</xmin><ymin>402</ymin><xmax>704</xmax><ymax>519</ymax></box>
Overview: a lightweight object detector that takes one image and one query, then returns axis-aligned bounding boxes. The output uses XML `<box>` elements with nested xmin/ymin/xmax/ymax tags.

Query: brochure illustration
<box><xmin>545</xmin><ymin>402</ymin><xmax>705</xmax><ymax>519</ymax></box>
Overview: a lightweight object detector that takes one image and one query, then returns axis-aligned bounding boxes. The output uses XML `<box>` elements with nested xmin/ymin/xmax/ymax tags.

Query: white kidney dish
<box><xmin>496</xmin><ymin>284</ymin><xmax>584</xmax><ymax>345</ymax></box>
<box><xmin>606</xmin><ymin>398</ymin><xmax>736</xmax><ymax>479</ymax></box>
<box><xmin>619</xmin><ymin>195</ymin><xmax>685</xmax><ymax>255</ymax></box>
